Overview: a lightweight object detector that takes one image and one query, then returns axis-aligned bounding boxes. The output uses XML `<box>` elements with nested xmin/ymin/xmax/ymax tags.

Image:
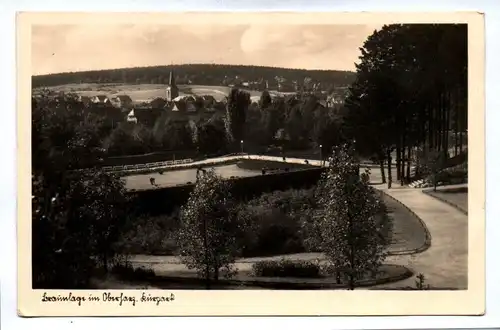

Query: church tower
<box><xmin>166</xmin><ymin>68</ymin><xmax>179</xmax><ymax>102</ymax></box>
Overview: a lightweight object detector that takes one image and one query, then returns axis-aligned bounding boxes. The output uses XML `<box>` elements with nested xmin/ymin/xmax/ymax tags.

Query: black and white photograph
<box><xmin>18</xmin><ymin>11</ymin><xmax>485</xmax><ymax>316</ymax></box>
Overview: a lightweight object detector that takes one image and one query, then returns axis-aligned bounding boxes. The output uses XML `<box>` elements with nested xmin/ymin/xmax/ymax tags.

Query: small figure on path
<box><xmin>150</xmin><ymin>177</ymin><xmax>156</xmax><ymax>186</ymax></box>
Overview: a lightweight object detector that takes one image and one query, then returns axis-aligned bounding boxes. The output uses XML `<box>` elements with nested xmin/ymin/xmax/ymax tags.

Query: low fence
<box><xmin>103</xmin><ymin>150</ymin><xmax>200</xmax><ymax>166</ymax></box>
<box><xmin>101</xmin><ymin>158</ymin><xmax>195</xmax><ymax>172</ymax></box>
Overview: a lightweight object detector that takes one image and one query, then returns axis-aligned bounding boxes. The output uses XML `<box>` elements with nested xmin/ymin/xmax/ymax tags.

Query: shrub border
<box><xmin>123</xmin><ymin>264</ymin><xmax>413</xmax><ymax>289</ymax></box>
<box><xmin>377</xmin><ymin>190</ymin><xmax>432</xmax><ymax>256</ymax></box>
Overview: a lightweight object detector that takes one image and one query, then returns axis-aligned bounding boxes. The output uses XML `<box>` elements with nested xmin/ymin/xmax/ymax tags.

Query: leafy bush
<box><xmin>115</xmin><ymin>213</ymin><xmax>180</xmax><ymax>255</ymax></box>
<box><xmin>251</xmin><ymin>258</ymin><xmax>322</xmax><ymax>278</ymax></box>
<box><xmin>237</xmin><ymin>188</ymin><xmax>317</xmax><ymax>257</ymax></box>
<box><xmin>435</xmin><ymin>169</ymin><xmax>467</xmax><ymax>185</ymax></box>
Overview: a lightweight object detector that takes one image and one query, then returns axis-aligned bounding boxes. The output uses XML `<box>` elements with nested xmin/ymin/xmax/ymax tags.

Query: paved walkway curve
<box><xmin>370</xmin><ymin>181</ymin><xmax>468</xmax><ymax>289</ymax></box>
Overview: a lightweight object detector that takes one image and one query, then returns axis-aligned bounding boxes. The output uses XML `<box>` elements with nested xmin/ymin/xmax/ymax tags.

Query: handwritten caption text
<box><xmin>41</xmin><ymin>292</ymin><xmax>176</xmax><ymax>306</ymax></box>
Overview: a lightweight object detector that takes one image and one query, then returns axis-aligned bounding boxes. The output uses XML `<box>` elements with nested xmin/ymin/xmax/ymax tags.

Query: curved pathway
<box><xmin>370</xmin><ymin>181</ymin><xmax>468</xmax><ymax>289</ymax></box>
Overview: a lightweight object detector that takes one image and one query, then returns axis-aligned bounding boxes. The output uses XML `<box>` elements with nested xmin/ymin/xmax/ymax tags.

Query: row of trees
<box><xmin>222</xmin><ymin>89</ymin><xmax>347</xmax><ymax>156</ymax></box>
<box><xmin>343</xmin><ymin>24</ymin><xmax>468</xmax><ymax>186</ymax></box>
<box><xmin>42</xmin><ymin>87</ymin><xmax>345</xmax><ymax>160</ymax></box>
<box><xmin>32</xmin><ymin>64</ymin><xmax>355</xmax><ymax>89</ymax></box>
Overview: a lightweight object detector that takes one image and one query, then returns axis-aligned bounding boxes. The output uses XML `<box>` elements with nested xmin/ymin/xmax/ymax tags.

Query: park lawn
<box><xmin>381</xmin><ymin>193</ymin><xmax>430</xmax><ymax>255</ymax></box>
<box><xmin>425</xmin><ymin>187</ymin><xmax>468</xmax><ymax>214</ymax></box>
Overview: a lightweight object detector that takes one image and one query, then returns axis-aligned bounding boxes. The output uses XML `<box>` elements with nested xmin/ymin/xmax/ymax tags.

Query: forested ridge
<box><xmin>32</xmin><ymin>63</ymin><xmax>356</xmax><ymax>88</ymax></box>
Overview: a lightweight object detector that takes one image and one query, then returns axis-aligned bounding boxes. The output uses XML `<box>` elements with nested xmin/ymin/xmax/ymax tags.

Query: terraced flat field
<box><xmin>37</xmin><ymin>83</ymin><xmax>263</xmax><ymax>103</ymax></box>
<box><xmin>37</xmin><ymin>83</ymin><xmax>298</xmax><ymax>104</ymax></box>
<box><xmin>124</xmin><ymin>163</ymin><xmax>261</xmax><ymax>190</ymax></box>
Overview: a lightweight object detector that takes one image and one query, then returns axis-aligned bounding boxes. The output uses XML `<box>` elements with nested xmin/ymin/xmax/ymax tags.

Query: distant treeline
<box><xmin>32</xmin><ymin>64</ymin><xmax>356</xmax><ymax>89</ymax></box>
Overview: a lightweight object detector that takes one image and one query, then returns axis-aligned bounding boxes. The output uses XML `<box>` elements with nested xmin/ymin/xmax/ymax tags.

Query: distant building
<box><xmin>77</xmin><ymin>95</ymin><xmax>92</xmax><ymax>107</ymax></box>
<box><xmin>126</xmin><ymin>109</ymin><xmax>138</xmax><ymax>123</ymax></box>
<box><xmin>165</xmin><ymin>69</ymin><xmax>179</xmax><ymax>102</ymax></box>
<box><xmin>91</xmin><ymin>95</ymin><xmax>111</xmax><ymax>106</ymax></box>
<box><xmin>170</xmin><ymin>95</ymin><xmax>197</xmax><ymax>112</ymax></box>
<box><xmin>110</xmin><ymin>95</ymin><xmax>133</xmax><ymax>109</ymax></box>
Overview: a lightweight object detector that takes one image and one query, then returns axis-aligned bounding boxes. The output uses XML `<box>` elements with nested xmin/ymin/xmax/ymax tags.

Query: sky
<box><xmin>31</xmin><ymin>24</ymin><xmax>382</xmax><ymax>75</ymax></box>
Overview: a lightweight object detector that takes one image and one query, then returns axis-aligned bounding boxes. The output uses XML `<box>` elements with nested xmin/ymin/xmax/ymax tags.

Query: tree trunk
<box><xmin>400</xmin><ymin>147</ymin><xmax>405</xmax><ymax>186</ymax></box>
<box><xmin>415</xmin><ymin>148</ymin><xmax>421</xmax><ymax>178</ymax></box>
<box><xmin>406</xmin><ymin>147</ymin><xmax>412</xmax><ymax>181</ymax></box>
<box><xmin>202</xmin><ymin>218</ymin><xmax>210</xmax><ymax>290</ymax></box>
<box><xmin>214</xmin><ymin>264</ymin><xmax>219</xmax><ymax>283</ymax></box>
<box><xmin>443</xmin><ymin>90</ymin><xmax>451</xmax><ymax>157</ymax></box>
<box><xmin>428</xmin><ymin>103</ymin><xmax>434</xmax><ymax>150</ymax></box>
<box><xmin>348</xmin><ymin>273</ymin><xmax>355</xmax><ymax>290</ymax></box>
<box><xmin>379</xmin><ymin>158</ymin><xmax>386</xmax><ymax>184</ymax></box>
<box><xmin>459</xmin><ymin>87</ymin><xmax>464</xmax><ymax>154</ymax></box>
<box><xmin>454</xmin><ymin>89</ymin><xmax>459</xmax><ymax>157</ymax></box>
<box><xmin>422</xmin><ymin>105</ymin><xmax>428</xmax><ymax>149</ymax></box>
<box><xmin>436</xmin><ymin>92</ymin><xmax>442</xmax><ymax>152</ymax></box>
<box><xmin>348</xmin><ymin>214</ymin><xmax>355</xmax><ymax>291</ymax></box>
<box><xmin>401</xmin><ymin>128</ymin><xmax>406</xmax><ymax>186</ymax></box>
<box><xmin>387</xmin><ymin>150</ymin><xmax>392</xmax><ymax>189</ymax></box>
<box><xmin>396</xmin><ymin>145</ymin><xmax>401</xmax><ymax>181</ymax></box>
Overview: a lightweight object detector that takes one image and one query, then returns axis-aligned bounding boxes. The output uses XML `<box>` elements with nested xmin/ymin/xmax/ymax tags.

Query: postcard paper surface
<box><xmin>19</xmin><ymin>11</ymin><xmax>485</xmax><ymax>316</ymax></box>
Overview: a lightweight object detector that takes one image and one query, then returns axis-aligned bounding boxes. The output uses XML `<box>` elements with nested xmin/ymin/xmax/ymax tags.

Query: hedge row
<box><xmin>251</xmin><ymin>259</ymin><xmax>322</xmax><ymax>278</ymax></box>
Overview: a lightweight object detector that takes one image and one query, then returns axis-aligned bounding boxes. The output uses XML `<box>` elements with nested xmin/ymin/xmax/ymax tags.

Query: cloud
<box><xmin>178</xmin><ymin>25</ymin><xmax>246</xmax><ymax>40</ymax></box>
<box><xmin>31</xmin><ymin>24</ymin><xmax>381</xmax><ymax>75</ymax></box>
<box><xmin>238</xmin><ymin>24</ymin><xmax>382</xmax><ymax>70</ymax></box>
